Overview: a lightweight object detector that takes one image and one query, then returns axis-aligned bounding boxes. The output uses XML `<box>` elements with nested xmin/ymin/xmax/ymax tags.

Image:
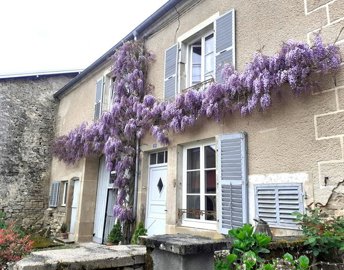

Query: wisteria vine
<box><xmin>53</xmin><ymin>36</ymin><xmax>341</xmax><ymax>222</ymax></box>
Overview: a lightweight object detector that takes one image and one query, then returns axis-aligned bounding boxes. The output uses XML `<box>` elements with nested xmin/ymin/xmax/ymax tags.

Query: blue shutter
<box><xmin>255</xmin><ymin>184</ymin><xmax>303</xmax><ymax>228</ymax></box>
<box><xmin>215</xmin><ymin>10</ymin><xmax>235</xmax><ymax>82</ymax></box>
<box><xmin>218</xmin><ymin>133</ymin><xmax>248</xmax><ymax>234</ymax></box>
<box><xmin>164</xmin><ymin>44</ymin><xmax>178</xmax><ymax>100</ymax></box>
<box><xmin>94</xmin><ymin>78</ymin><xmax>104</xmax><ymax>120</ymax></box>
<box><xmin>49</xmin><ymin>182</ymin><xmax>60</xmax><ymax>208</ymax></box>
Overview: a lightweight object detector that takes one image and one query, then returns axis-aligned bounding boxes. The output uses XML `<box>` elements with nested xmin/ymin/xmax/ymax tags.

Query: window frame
<box><xmin>61</xmin><ymin>181</ymin><xmax>68</xmax><ymax>207</ymax></box>
<box><xmin>254</xmin><ymin>183</ymin><xmax>304</xmax><ymax>229</ymax></box>
<box><xmin>182</xmin><ymin>140</ymin><xmax>217</xmax><ymax>230</ymax></box>
<box><xmin>149</xmin><ymin>150</ymin><xmax>168</xmax><ymax>167</ymax></box>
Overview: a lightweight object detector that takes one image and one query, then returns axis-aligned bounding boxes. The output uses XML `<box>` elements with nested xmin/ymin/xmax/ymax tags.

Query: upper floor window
<box><xmin>189</xmin><ymin>33</ymin><xmax>215</xmax><ymax>86</ymax></box>
<box><xmin>163</xmin><ymin>9</ymin><xmax>235</xmax><ymax>100</ymax></box>
<box><xmin>94</xmin><ymin>74</ymin><xmax>115</xmax><ymax>120</ymax></box>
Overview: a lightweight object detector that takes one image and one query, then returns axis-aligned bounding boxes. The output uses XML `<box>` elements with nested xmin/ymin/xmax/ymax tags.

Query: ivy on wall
<box><xmin>53</xmin><ymin>36</ymin><xmax>341</xmax><ymax>222</ymax></box>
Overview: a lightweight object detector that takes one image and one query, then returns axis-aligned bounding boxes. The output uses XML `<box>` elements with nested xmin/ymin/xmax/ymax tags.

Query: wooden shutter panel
<box><xmin>49</xmin><ymin>181</ymin><xmax>60</xmax><ymax>208</ymax></box>
<box><xmin>218</xmin><ymin>133</ymin><xmax>248</xmax><ymax>234</ymax></box>
<box><xmin>215</xmin><ymin>9</ymin><xmax>235</xmax><ymax>82</ymax></box>
<box><xmin>164</xmin><ymin>44</ymin><xmax>178</xmax><ymax>100</ymax></box>
<box><xmin>255</xmin><ymin>184</ymin><xmax>303</xmax><ymax>227</ymax></box>
<box><xmin>94</xmin><ymin>78</ymin><xmax>104</xmax><ymax>120</ymax></box>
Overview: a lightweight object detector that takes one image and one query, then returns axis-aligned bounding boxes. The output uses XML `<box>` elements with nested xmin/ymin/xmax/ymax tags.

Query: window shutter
<box><xmin>218</xmin><ymin>132</ymin><xmax>248</xmax><ymax>234</ymax></box>
<box><xmin>215</xmin><ymin>9</ymin><xmax>235</xmax><ymax>82</ymax></box>
<box><xmin>164</xmin><ymin>44</ymin><xmax>178</xmax><ymax>100</ymax></box>
<box><xmin>49</xmin><ymin>181</ymin><xmax>60</xmax><ymax>208</ymax></box>
<box><xmin>255</xmin><ymin>184</ymin><xmax>303</xmax><ymax>227</ymax></box>
<box><xmin>94</xmin><ymin>78</ymin><xmax>104</xmax><ymax>120</ymax></box>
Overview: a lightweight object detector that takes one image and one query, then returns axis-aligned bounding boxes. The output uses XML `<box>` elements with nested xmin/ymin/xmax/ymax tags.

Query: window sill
<box><xmin>182</xmin><ymin>219</ymin><xmax>217</xmax><ymax>231</ymax></box>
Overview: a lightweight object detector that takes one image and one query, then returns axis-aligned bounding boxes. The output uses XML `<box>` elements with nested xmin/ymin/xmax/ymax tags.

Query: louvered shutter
<box><xmin>255</xmin><ymin>184</ymin><xmax>303</xmax><ymax>227</ymax></box>
<box><xmin>215</xmin><ymin>9</ymin><xmax>235</xmax><ymax>82</ymax></box>
<box><xmin>94</xmin><ymin>78</ymin><xmax>104</xmax><ymax>120</ymax></box>
<box><xmin>49</xmin><ymin>181</ymin><xmax>60</xmax><ymax>208</ymax></box>
<box><xmin>164</xmin><ymin>44</ymin><xmax>178</xmax><ymax>100</ymax></box>
<box><xmin>218</xmin><ymin>133</ymin><xmax>248</xmax><ymax>234</ymax></box>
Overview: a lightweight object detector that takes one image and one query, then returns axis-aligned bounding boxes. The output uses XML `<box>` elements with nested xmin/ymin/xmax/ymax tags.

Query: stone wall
<box><xmin>0</xmin><ymin>73</ymin><xmax>77</xmax><ymax>230</ymax></box>
<box><xmin>304</xmin><ymin>0</ymin><xmax>344</xmax><ymax>215</ymax></box>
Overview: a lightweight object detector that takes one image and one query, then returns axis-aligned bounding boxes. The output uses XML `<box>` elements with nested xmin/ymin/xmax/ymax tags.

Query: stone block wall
<box><xmin>0</xmin><ymin>73</ymin><xmax>77</xmax><ymax>230</ymax></box>
<box><xmin>305</xmin><ymin>0</ymin><xmax>344</xmax><ymax>214</ymax></box>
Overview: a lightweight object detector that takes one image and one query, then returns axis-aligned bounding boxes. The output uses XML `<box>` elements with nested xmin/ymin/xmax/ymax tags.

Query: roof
<box><xmin>53</xmin><ymin>0</ymin><xmax>182</xmax><ymax>100</ymax></box>
<box><xmin>0</xmin><ymin>69</ymin><xmax>82</xmax><ymax>80</ymax></box>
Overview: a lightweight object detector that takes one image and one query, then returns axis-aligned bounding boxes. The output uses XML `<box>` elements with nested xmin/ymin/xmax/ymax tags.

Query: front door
<box><xmin>146</xmin><ymin>165</ymin><xmax>167</xmax><ymax>236</ymax></box>
<box><xmin>70</xmin><ymin>179</ymin><xmax>80</xmax><ymax>236</ymax></box>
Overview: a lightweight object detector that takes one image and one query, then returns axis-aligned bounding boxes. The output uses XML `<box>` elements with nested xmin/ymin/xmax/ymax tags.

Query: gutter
<box><xmin>54</xmin><ymin>0</ymin><xmax>182</xmax><ymax>100</ymax></box>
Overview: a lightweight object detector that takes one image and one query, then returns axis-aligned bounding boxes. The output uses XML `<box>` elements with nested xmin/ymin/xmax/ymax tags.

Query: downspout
<box><xmin>133</xmin><ymin>30</ymin><xmax>139</xmax><ymax>221</ymax></box>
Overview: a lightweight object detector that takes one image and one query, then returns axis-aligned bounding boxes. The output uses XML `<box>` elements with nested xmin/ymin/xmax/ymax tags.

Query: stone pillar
<box><xmin>144</xmin><ymin>234</ymin><xmax>229</xmax><ymax>270</ymax></box>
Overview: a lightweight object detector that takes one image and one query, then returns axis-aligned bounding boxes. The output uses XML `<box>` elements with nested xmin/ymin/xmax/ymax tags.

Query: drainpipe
<box><xmin>133</xmin><ymin>138</ymin><xmax>140</xmax><ymax>220</ymax></box>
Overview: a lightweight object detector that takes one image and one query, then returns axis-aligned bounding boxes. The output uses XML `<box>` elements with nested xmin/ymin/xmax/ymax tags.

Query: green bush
<box><xmin>0</xmin><ymin>211</ymin><xmax>6</xmax><ymax>229</ymax></box>
<box><xmin>294</xmin><ymin>208</ymin><xmax>344</xmax><ymax>262</ymax></box>
<box><xmin>107</xmin><ymin>221</ymin><xmax>122</xmax><ymax>245</ymax></box>
<box><xmin>131</xmin><ymin>222</ymin><xmax>147</xmax><ymax>244</ymax></box>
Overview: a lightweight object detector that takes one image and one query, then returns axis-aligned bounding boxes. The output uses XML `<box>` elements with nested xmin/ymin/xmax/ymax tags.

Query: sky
<box><xmin>0</xmin><ymin>0</ymin><xmax>167</xmax><ymax>75</ymax></box>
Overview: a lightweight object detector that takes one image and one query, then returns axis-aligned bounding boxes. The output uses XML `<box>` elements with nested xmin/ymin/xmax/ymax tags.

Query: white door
<box><xmin>93</xmin><ymin>157</ymin><xmax>110</xmax><ymax>243</ymax></box>
<box><xmin>146</xmin><ymin>165</ymin><xmax>167</xmax><ymax>236</ymax></box>
<box><xmin>70</xmin><ymin>179</ymin><xmax>80</xmax><ymax>235</ymax></box>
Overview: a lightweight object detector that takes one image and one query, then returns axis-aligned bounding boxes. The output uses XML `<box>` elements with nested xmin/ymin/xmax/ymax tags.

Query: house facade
<box><xmin>0</xmin><ymin>71</ymin><xmax>79</xmax><ymax>230</ymax></box>
<box><xmin>49</xmin><ymin>0</ymin><xmax>344</xmax><ymax>242</ymax></box>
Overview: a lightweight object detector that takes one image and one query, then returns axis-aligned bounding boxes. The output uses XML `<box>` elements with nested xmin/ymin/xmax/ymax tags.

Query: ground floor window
<box><xmin>181</xmin><ymin>142</ymin><xmax>216</xmax><ymax>229</ymax></box>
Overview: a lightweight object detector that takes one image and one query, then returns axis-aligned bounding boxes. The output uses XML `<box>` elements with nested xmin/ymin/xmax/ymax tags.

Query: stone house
<box><xmin>0</xmin><ymin>70</ymin><xmax>79</xmax><ymax>230</ymax></box>
<box><xmin>49</xmin><ymin>0</ymin><xmax>344</xmax><ymax>243</ymax></box>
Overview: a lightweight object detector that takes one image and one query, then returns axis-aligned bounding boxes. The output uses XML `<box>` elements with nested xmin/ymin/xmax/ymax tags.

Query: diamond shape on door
<box><xmin>157</xmin><ymin>178</ymin><xmax>163</xmax><ymax>193</ymax></box>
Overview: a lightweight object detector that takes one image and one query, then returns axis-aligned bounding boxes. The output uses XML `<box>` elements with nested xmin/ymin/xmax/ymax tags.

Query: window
<box><xmin>61</xmin><ymin>181</ymin><xmax>68</xmax><ymax>207</ymax></box>
<box><xmin>49</xmin><ymin>181</ymin><xmax>60</xmax><ymax>208</ymax></box>
<box><xmin>255</xmin><ymin>184</ymin><xmax>304</xmax><ymax>228</ymax></box>
<box><xmin>181</xmin><ymin>143</ymin><xmax>217</xmax><ymax>229</ymax></box>
<box><xmin>189</xmin><ymin>33</ymin><xmax>215</xmax><ymax>86</ymax></box>
<box><xmin>149</xmin><ymin>150</ymin><xmax>168</xmax><ymax>165</ymax></box>
<box><xmin>163</xmin><ymin>9</ymin><xmax>235</xmax><ymax>100</ymax></box>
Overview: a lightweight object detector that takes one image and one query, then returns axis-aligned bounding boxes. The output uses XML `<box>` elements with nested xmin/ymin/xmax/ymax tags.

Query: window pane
<box><xmin>205</xmin><ymin>170</ymin><xmax>216</xmax><ymax>193</ymax></box>
<box><xmin>205</xmin><ymin>195</ymin><xmax>216</xmax><ymax>220</ymax></box>
<box><xmin>205</xmin><ymin>53</ymin><xmax>214</xmax><ymax>75</ymax></box>
<box><xmin>187</xmin><ymin>148</ymin><xmax>200</xmax><ymax>169</ymax></box>
<box><xmin>165</xmin><ymin>151</ymin><xmax>168</xmax><ymax>163</ymax></box>
<box><xmin>157</xmin><ymin>151</ymin><xmax>164</xmax><ymax>163</ymax></box>
<box><xmin>187</xmin><ymin>171</ymin><xmax>200</xmax><ymax>193</ymax></box>
<box><xmin>192</xmin><ymin>46</ymin><xmax>202</xmax><ymax>84</ymax></box>
<box><xmin>150</xmin><ymin>153</ymin><xmax>156</xmax><ymax>165</ymax></box>
<box><xmin>187</xmin><ymin>195</ymin><xmax>200</xmax><ymax>219</ymax></box>
<box><xmin>205</xmin><ymin>34</ymin><xmax>214</xmax><ymax>54</ymax></box>
<box><xmin>205</xmin><ymin>145</ymin><xmax>216</xmax><ymax>168</ymax></box>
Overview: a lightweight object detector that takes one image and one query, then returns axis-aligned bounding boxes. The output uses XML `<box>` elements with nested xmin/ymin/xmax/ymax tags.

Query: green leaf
<box><xmin>226</xmin><ymin>253</ymin><xmax>237</xmax><ymax>264</ymax></box>
<box><xmin>263</xmin><ymin>264</ymin><xmax>274</xmax><ymax>270</ymax></box>
<box><xmin>258</xmin><ymin>248</ymin><xmax>270</xmax><ymax>254</ymax></box>
<box><xmin>283</xmin><ymin>252</ymin><xmax>293</xmax><ymax>262</ymax></box>
<box><xmin>298</xmin><ymin>255</ymin><xmax>310</xmax><ymax>269</ymax></box>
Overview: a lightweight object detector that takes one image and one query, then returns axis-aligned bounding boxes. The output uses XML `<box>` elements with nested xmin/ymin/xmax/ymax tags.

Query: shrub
<box><xmin>0</xmin><ymin>212</ymin><xmax>6</xmax><ymax>230</ymax></box>
<box><xmin>0</xmin><ymin>224</ymin><xmax>33</xmax><ymax>268</ymax></box>
<box><xmin>107</xmin><ymin>221</ymin><xmax>122</xmax><ymax>245</ymax></box>
<box><xmin>60</xmin><ymin>223</ymin><xmax>68</xmax><ymax>233</ymax></box>
<box><xmin>131</xmin><ymin>222</ymin><xmax>147</xmax><ymax>244</ymax></box>
<box><xmin>294</xmin><ymin>208</ymin><xmax>344</xmax><ymax>262</ymax></box>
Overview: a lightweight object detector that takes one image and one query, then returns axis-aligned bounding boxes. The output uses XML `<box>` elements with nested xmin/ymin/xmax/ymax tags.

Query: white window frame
<box><xmin>61</xmin><ymin>181</ymin><xmax>68</xmax><ymax>207</ymax></box>
<box><xmin>149</xmin><ymin>150</ymin><xmax>168</xmax><ymax>167</ymax></box>
<box><xmin>254</xmin><ymin>183</ymin><xmax>304</xmax><ymax>229</ymax></box>
<box><xmin>177</xmin><ymin>13</ymin><xmax>219</xmax><ymax>93</ymax></box>
<box><xmin>187</xmin><ymin>31</ymin><xmax>215</xmax><ymax>87</ymax></box>
<box><xmin>182</xmin><ymin>140</ymin><xmax>217</xmax><ymax>230</ymax></box>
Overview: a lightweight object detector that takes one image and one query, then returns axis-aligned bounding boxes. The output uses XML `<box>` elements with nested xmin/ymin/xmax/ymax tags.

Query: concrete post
<box><xmin>144</xmin><ymin>234</ymin><xmax>229</xmax><ymax>270</ymax></box>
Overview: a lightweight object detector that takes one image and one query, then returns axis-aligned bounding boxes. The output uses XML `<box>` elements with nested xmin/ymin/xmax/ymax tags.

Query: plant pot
<box><xmin>61</xmin><ymin>232</ymin><xmax>68</xmax><ymax>239</ymax></box>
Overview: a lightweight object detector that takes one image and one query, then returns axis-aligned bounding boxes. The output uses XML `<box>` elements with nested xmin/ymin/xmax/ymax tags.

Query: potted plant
<box><xmin>107</xmin><ymin>221</ymin><xmax>122</xmax><ymax>245</ymax></box>
<box><xmin>60</xmin><ymin>223</ymin><xmax>68</xmax><ymax>239</ymax></box>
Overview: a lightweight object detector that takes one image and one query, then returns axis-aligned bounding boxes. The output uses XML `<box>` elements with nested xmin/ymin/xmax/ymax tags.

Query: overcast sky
<box><xmin>0</xmin><ymin>0</ymin><xmax>167</xmax><ymax>75</ymax></box>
